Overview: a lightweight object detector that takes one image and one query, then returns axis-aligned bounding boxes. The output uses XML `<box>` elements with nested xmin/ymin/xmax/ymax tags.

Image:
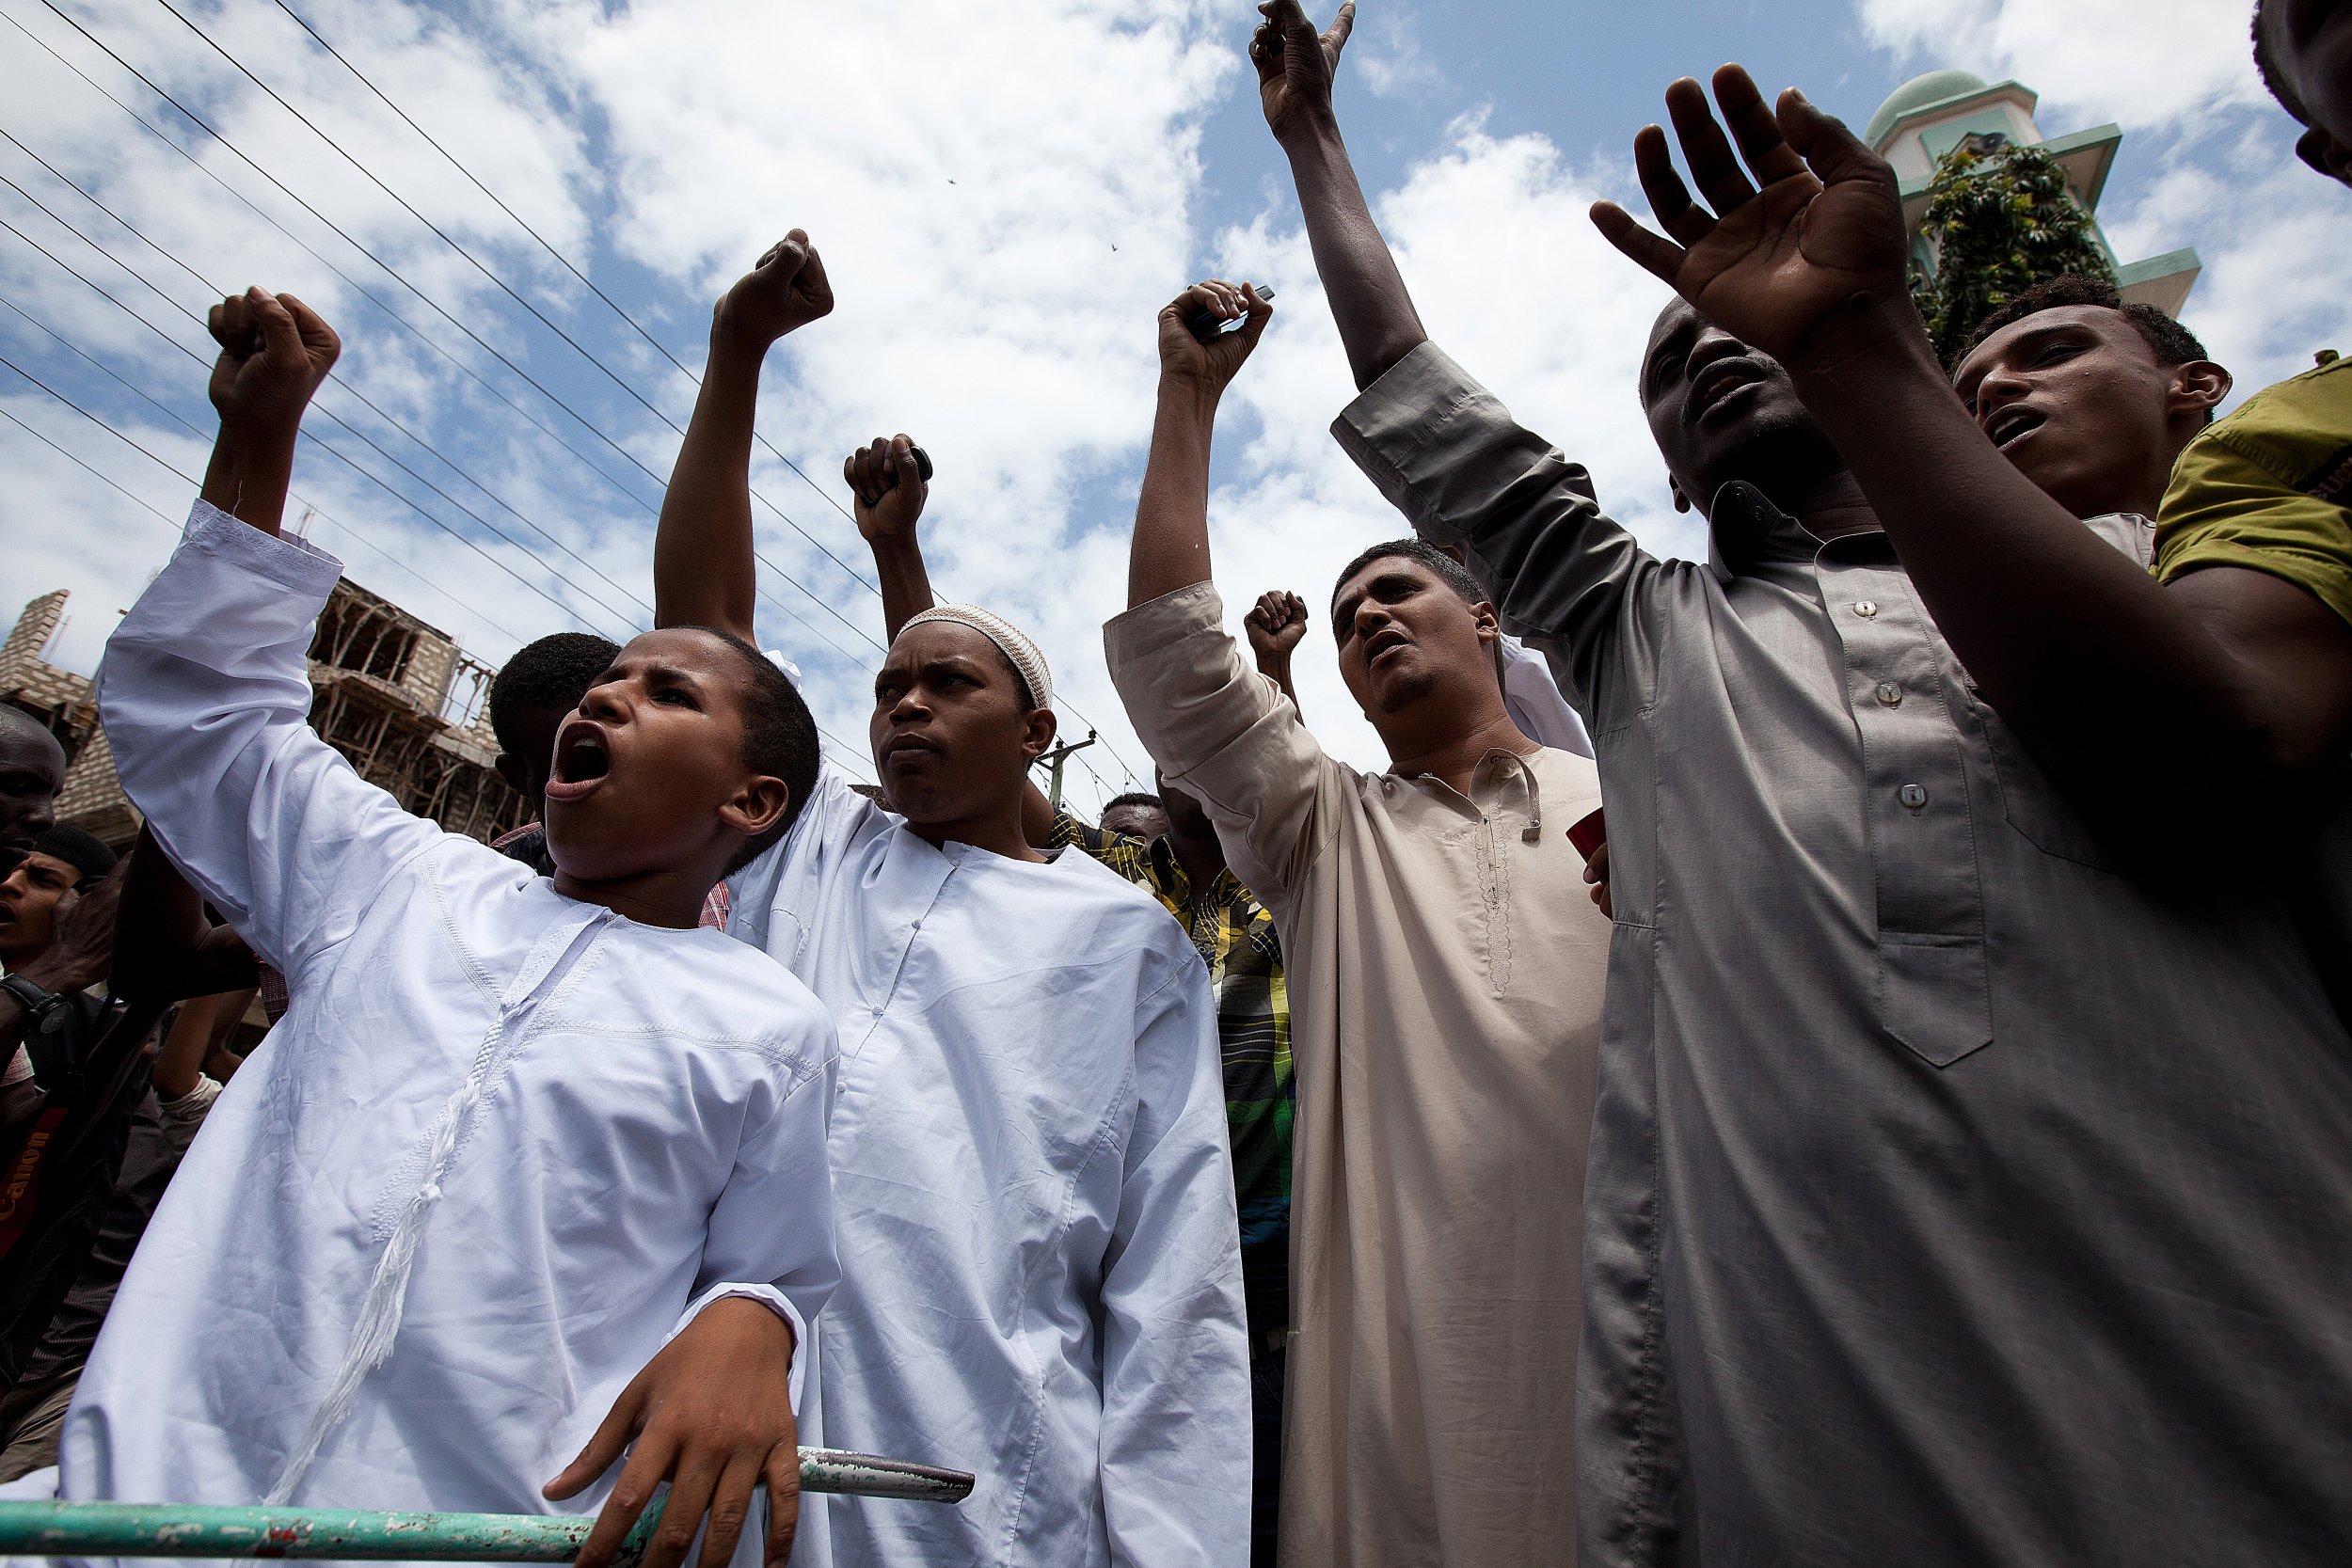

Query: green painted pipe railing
<box><xmin>0</xmin><ymin>1449</ymin><xmax>972</xmax><ymax>1561</ymax></box>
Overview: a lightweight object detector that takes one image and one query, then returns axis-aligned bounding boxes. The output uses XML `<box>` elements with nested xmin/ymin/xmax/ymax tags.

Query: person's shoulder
<box><xmin>631</xmin><ymin>924</ymin><xmax>837</xmax><ymax>1049</ymax></box>
<box><xmin>1050</xmin><ymin>843</ymin><xmax>1168</xmax><ymax>905</ymax></box>
<box><xmin>2190</xmin><ymin>356</ymin><xmax>2352</xmax><ymax>483</ymax></box>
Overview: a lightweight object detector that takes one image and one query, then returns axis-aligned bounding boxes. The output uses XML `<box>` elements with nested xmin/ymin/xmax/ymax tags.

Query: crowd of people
<box><xmin>0</xmin><ymin>1</ymin><xmax>2348</xmax><ymax>1564</ymax></box>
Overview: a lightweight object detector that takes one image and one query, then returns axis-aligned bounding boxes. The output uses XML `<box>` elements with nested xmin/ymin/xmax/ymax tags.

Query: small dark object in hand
<box><xmin>907</xmin><ymin>444</ymin><xmax>933</xmax><ymax>483</ymax></box>
<box><xmin>1185</xmin><ymin>286</ymin><xmax>1275</xmax><ymax>342</ymax></box>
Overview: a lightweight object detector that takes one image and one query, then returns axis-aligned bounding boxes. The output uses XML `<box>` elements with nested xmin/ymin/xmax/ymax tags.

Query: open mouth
<box><xmin>1365</xmin><ymin>629</ymin><xmax>1411</xmax><ymax>669</ymax></box>
<box><xmin>1985</xmin><ymin>404</ymin><xmax>2046</xmax><ymax>452</ymax></box>
<box><xmin>545</xmin><ymin>722</ymin><xmax>612</xmax><ymax>802</ymax></box>
<box><xmin>1687</xmin><ymin>361</ymin><xmax>1766</xmax><ymax>424</ymax></box>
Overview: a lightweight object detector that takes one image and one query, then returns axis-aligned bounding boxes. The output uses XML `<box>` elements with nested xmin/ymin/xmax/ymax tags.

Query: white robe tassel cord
<box><xmin>265</xmin><ymin>913</ymin><xmax>610</xmax><ymax>1506</ymax></box>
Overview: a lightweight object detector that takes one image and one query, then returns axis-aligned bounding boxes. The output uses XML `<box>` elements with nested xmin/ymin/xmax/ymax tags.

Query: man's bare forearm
<box><xmin>653</xmin><ymin>332</ymin><xmax>767</xmax><ymax>641</ymax></box>
<box><xmin>868</xmin><ymin>535</ymin><xmax>935</xmax><ymax>644</ymax></box>
<box><xmin>198</xmin><ymin>428</ymin><xmax>296</xmax><ymax>536</ymax></box>
<box><xmin>1128</xmin><ymin>378</ymin><xmax>1223</xmax><ymax>607</ymax></box>
<box><xmin>1259</xmin><ymin>651</ymin><xmax>1302</xmax><ymax>716</ymax></box>
<box><xmin>1278</xmin><ymin>113</ymin><xmax>1426</xmax><ymax>391</ymax></box>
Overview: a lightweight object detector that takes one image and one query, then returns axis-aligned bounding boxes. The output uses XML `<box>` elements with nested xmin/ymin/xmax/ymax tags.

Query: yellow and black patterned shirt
<box><xmin>1051</xmin><ymin>810</ymin><xmax>1292</xmax><ymax>1346</ymax></box>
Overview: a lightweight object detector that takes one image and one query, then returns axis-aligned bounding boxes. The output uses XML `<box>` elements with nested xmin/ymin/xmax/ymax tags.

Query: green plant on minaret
<box><xmin>1908</xmin><ymin>140</ymin><xmax>2117</xmax><ymax>365</ymax></box>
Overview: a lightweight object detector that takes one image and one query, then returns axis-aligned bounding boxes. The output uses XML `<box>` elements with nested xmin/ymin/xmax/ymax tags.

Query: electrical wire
<box><xmin>167</xmin><ymin>0</ymin><xmax>1140</xmax><ymax>784</ymax></box>
<box><xmin>262</xmin><ymin>0</ymin><xmax>874</xmax><ymax>550</ymax></box>
<box><xmin>5</xmin><ymin>0</ymin><xmax>1120</xmax><ymax>783</ymax></box>
<box><xmin>0</xmin><ymin>286</ymin><xmax>532</xmax><ymax>646</ymax></box>
<box><xmin>147</xmin><ymin>0</ymin><xmax>893</xmax><ymax>618</ymax></box>
<box><xmin>12</xmin><ymin>0</ymin><xmax>878</xmax><ymax>660</ymax></box>
<box><xmin>0</xmin><ymin>202</ymin><xmax>642</xmax><ymax>640</ymax></box>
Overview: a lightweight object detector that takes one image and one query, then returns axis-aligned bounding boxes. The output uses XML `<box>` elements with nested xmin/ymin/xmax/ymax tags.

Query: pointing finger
<box><xmin>1326</xmin><ymin>0</ymin><xmax>1356</xmax><ymax>55</ymax></box>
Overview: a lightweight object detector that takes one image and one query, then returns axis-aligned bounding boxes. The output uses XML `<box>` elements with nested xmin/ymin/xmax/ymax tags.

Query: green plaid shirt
<box><xmin>1052</xmin><ymin>811</ymin><xmax>1291</xmax><ymax>1347</ymax></box>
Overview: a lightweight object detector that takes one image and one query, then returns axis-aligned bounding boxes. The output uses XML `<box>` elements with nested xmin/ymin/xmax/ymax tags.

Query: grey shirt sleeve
<box><xmin>1330</xmin><ymin>341</ymin><xmax>1661</xmax><ymax>735</ymax></box>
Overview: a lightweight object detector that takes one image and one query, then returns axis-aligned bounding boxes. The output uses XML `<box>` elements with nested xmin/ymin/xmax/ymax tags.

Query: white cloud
<box><xmin>1351</xmin><ymin>9</ymin><xmax>1441</xmax><ymax>102</ymax></box>
<box><xmin>1855</xmin><ymin>0</ymin><xmax>2266</xmax><ymax>129</ymax></box>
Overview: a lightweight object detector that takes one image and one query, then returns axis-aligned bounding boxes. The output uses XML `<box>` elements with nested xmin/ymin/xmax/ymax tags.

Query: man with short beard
<box><xmin>1262</xmin><ymin>17</ymin><xmax>2352</xmax><ymax>1554</ymax></box>
<box><xmin>652</xmin><ymin>231</ymin><xmax>1249</xmax><ymax>1568</ymax></box>
<box><xmin>1106</xmin><ymin>260</ymin><xmax>1609</xmax><ymax>1565</ymax></box>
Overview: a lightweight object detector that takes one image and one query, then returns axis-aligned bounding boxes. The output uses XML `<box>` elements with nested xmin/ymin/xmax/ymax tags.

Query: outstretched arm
<box><xmin>100</xmin><ymin>288</ymin><xmax>440</xmax><ymax>981</ymax></box>
<box><xmin>654</xmin><ymin>232</ymin><xmax>834</xmax><ymax>641</ymax></box>
<box><xmin>1592</xmin><ymin>68</ymin><xmax>2352</xmax><ymax>838</ymax></box>
<box><xmin>1130</xmin><ymin>281</ymin><xmax>1272</xmax><ymax>607</ymax></box>
<box><xmin>844</xmin><ymin>435</ymin><xmax>935</xmax><ymax>641</ymax></box>
<box><xmin>1253</xmin><ymin>0</ymin><xmax>1423</xmax><ymax>389</ymax></box>
<box><xmin>199</xmin><ymin>287</ymin><xmax>339</xmax><ymax>534</ymax></box>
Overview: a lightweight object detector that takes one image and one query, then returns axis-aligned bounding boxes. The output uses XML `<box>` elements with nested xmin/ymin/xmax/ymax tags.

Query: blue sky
<box><xmin>2</xmin><ymin>0</ymin><xmax>2336</xmax><ymax>800</ymax></box>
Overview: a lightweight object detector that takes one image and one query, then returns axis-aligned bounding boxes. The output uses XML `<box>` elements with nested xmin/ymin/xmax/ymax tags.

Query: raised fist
<box><xmin>716</xmin><ymin>230</ymin><xmax>834</xmax><ymax>349</ymax></box>
<box><xmin>206</xmin><ymin>288</ymin><xmax>339</xmax><ymax>441</ymax></box>
<box><xmin>845</xmin><ymin>435</ymin><xmax>927</xmax><ymax>546</ymax></box>
<box><xmin>1157</xmin><ymin>280</ymin><xmax>1271</xmax><ymax>393</ymax></box>
<box><xmin>1246</xmin><ymin>590</ymin><xmax>1310</xmax><ymax>660</ymax></box>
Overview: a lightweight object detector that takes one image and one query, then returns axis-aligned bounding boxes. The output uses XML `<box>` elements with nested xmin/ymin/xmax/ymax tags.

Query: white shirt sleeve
<box><xmin>669</xmin><ymin>1035</ymin><xmax>840</xmax><ymax>1418</ymax></box>
<box><xmin>1095</xmin><ymin>957</ymin><xmax>1251</xmax><ymax>1566</ymax></box>
<box><xmin>95</xmin><ymin>501</ymin><xmax>445</xmax><ymax>980</ymax></box>
<box><xmin>1497</xmin><ymin>633</ymin><xmax>1596</xmax><ymax>758</ymax></box>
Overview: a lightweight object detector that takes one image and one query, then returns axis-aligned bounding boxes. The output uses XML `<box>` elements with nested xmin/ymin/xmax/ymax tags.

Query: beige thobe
<box><xmin>1106</xmin><ymin>583</ymin><xmax>1609</xmax><ymax>1568</ymax></box>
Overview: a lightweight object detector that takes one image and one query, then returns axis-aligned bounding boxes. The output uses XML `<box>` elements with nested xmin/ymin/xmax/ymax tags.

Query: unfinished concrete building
<box><xmin>2</xmin><ymin>583</ymin><xmax>528</xmax><ymax>853</ymax></box>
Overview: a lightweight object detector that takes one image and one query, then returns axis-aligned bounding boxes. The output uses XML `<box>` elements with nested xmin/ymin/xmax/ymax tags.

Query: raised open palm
<box><xmin>1591</xmin><ymin>67</ymin><xmax>1911</xmax><ymax>366</ymax></box>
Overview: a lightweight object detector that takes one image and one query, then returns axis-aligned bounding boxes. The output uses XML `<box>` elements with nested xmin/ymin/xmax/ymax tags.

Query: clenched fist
<box><xmin>716</xmin><ymin>230</ymin><xmax>834</xmax><ymax>351</ymax></box>
<box><xmin>207</xmin><ymin>288</ymin><xmax>339</xmax><ymax>443</ymax></box>
<box><xmin>1246</xmin><ymin>590</ymin><xmax>1310</xmax><ymax>662</ymax></box>
<box><xmin>845</xmin><ymin>435</ymin><xmax>927</xmax><ymax>547</ymax></box>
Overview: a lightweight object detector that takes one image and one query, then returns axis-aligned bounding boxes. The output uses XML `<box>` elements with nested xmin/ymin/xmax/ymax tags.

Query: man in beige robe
<box><xmin>1104</xmin><ymin>273</ymin><xmax>1608</xmax><ymax>1567</ymax></box>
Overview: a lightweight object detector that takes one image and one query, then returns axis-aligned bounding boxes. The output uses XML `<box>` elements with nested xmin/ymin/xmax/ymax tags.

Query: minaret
<box><xmin>1866</xmin><ymin>70</ymin><xmax>2201</xmax><ymax>317</ymax></box>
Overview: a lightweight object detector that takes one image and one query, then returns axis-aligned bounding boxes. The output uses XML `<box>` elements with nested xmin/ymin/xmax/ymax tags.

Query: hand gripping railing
<box><xmin>0</xmin><ymin>1449</ymin><xmax>972</xmax><ymax>1561</ymax></box>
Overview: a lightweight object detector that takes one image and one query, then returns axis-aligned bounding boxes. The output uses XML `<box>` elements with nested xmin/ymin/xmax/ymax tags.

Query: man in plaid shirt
<box><xmin>1050</xmin><ymin>781</ymin><xmax>1292</xmax><ymax>1564</ymax></box>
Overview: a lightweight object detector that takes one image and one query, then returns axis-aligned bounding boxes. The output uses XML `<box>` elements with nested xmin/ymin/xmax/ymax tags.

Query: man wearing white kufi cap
<box><xmin>651</xmin><ymin>232</ymin><xmax>1249</xmax><ymax>1568</ymax></box>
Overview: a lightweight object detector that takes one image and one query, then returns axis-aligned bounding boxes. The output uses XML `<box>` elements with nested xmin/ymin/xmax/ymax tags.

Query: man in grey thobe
<box><xmin>1253</xmin><ymin>9</ymin><xmax>2352</xmax><ymax>1560</ymax></box>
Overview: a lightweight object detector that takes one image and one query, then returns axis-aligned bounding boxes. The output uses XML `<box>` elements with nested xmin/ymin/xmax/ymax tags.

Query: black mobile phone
<box><xmin>1184</xmin><ymin>285</ymin><xmax>1275</xmax><ymax>341</ymax></box>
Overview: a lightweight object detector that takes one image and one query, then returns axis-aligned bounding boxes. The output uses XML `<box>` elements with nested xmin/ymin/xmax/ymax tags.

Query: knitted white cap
<box><xmin>899</xmin><ymin>603</ymin><xmax>1053</xmax><ymax>711</ymax></box>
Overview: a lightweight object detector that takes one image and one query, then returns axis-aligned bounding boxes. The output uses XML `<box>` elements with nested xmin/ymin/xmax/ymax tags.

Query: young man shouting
<box><xmin>49</xmin><ymin>285</ymin><xmax>842</xmax><ymax>1568</ymax></box>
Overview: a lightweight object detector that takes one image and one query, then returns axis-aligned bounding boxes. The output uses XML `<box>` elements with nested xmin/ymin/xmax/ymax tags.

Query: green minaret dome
<box><xmin>1864</xmin><ymin>69</ymin><xmax>1990</xmax><ymax>147</ymax></box>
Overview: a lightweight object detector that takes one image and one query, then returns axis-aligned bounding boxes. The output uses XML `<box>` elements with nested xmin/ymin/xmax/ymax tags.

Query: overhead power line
<box><xmin>246</xmin><ymin>0</ymin><xmax>1142</xmax><ymax>786</ymax></box>
<box><xmin>262</xmin><ymin>0</ymin><xmax>881</xmax><ymax>556</ymax></box>
<box><xmin>4</xmin><ymin>0</ymin><xmax>1122</xmax><ymax>784</ymax></box>
<box><xmin>146</xmin><ymin>0</ymin><xmax>892</xmax><ymax>621</ymax></box>
<box><xmin>0</xmin><ymin>21</ymin><xmax>869</xmax><ymax>670</ymax></box>
<box><xmin>0</xmin><ymin>199</ymin><xmax>643</xmax><ymax>640</ymax></box>
<box><xmin>0</xmin><ymin>145</ymin><xmax>654</xmax><ymax>629</ymax></box>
